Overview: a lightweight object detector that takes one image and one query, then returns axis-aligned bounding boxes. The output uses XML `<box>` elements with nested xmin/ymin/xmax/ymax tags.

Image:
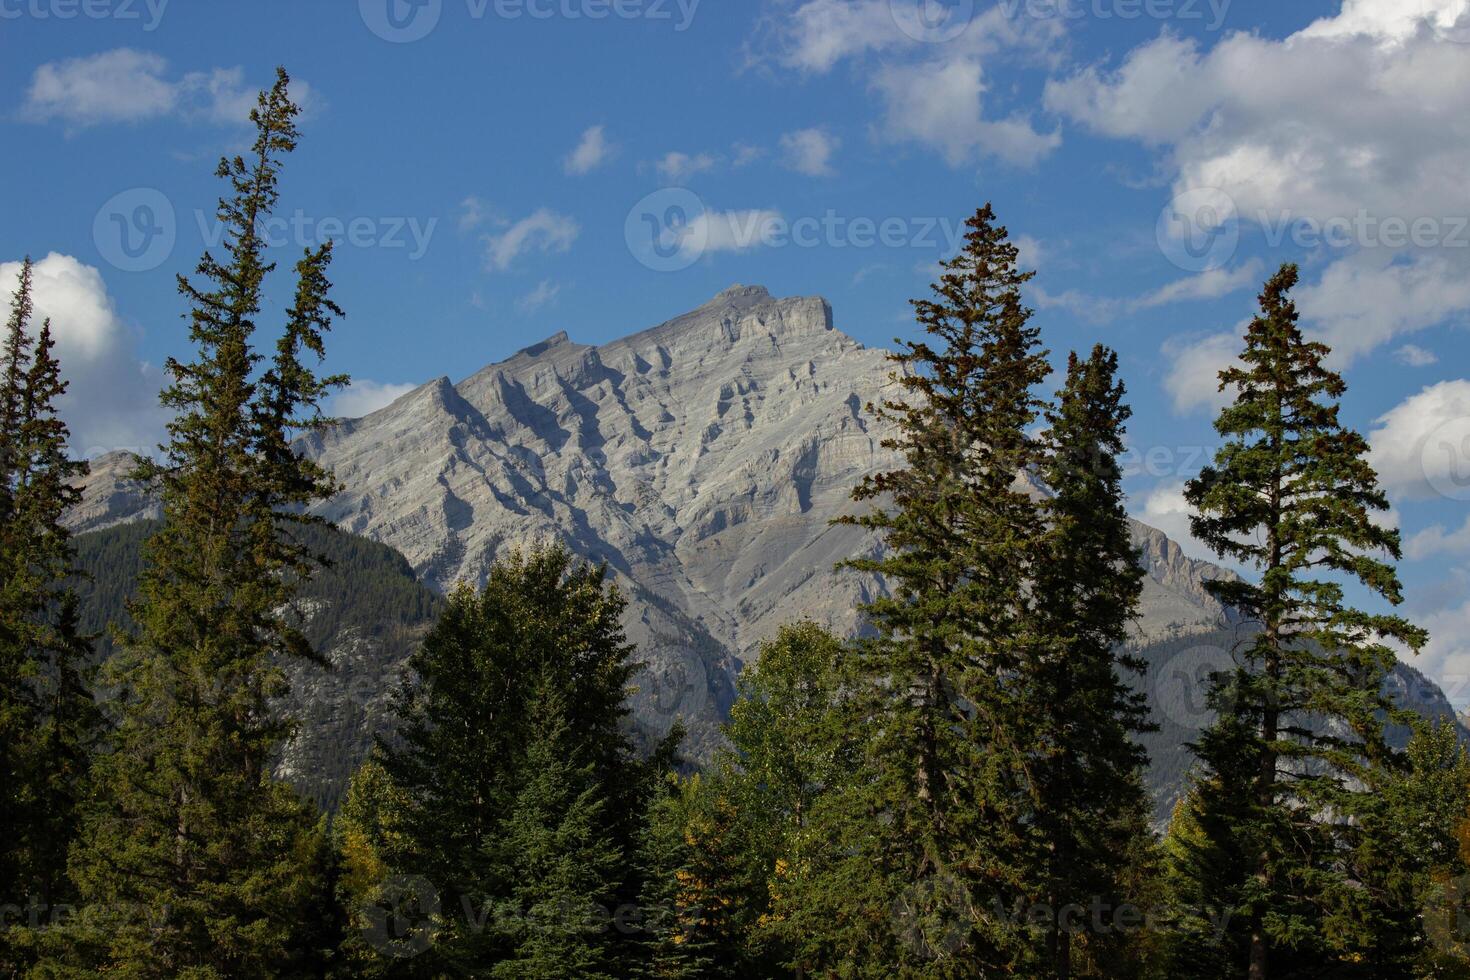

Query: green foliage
<box><xmin>816</xmin><ymin>203</ymin><xmax>1056</xmax><ymax>976</ymax></box>
<box><xmin>1176</xmin><ymin>263</ymin><xmax>1431</xmax><ymax>977</ymax></box>
<box><xmin>49</xmin><ymin>68</ymin><xmax>347</xmax><ymax>977</ymax></box>
<box><xmin>360</xmin><ymin>545</ymin><xmax>652</xmax><ymax>976</ymax></box>
<box><xmin>69</xmin><ymin>517</ymin><xmax>441</xmax><ymax>811</ymax></box>
<box><xmin>0</xmin><ymin>258</ymin><xmax>103</xmax><ymax>976</ymax></box>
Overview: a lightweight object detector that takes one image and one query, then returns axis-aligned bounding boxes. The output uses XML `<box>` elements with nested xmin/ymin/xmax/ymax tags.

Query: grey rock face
<box><xmin>64</xmin><ymin>286</ymin><xmax>1444</xmax><ymax>761</ymax></box>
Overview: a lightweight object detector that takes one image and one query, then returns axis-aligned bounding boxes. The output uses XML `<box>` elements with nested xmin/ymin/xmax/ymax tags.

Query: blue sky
<box><xmin>3</xmin><ymin>0</ymin><xmax>1470</xmax><ymax>700</ymax></box>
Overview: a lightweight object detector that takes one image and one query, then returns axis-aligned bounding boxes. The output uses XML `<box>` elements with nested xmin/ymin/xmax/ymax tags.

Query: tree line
<box><xmin>1</xmin><ymin>69</ymin><xmax>1468</xmax><ymax>978</ymax></box>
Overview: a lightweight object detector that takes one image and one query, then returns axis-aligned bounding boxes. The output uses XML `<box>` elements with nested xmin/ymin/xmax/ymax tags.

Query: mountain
<box><xmin>67</xmin><ymin>285</ymin><xmax>1464</xmax><ymax>807</ymax></box>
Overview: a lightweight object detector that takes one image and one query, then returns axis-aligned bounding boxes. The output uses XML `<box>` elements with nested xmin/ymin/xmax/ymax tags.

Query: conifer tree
<box><xmin>53</xmin><ymin>68</ymin><xmax>346</xmax><ymax>977</ymax></box>
<box><xmin>0</xmin><ymin>261</ymin><xmax>100</xmax><ymax>974</ymax></box>
<box><xmin>1032</xmin><ymin>345</ymin><xmax>1154</xmax><ymax>978</ymax></box>
<box><xmin>1179</xmin><ymin>263</ymin><xmax>1427</xmax><ymax>979</ymax></box>
<box><xmin>372</xmin><ymin>546</ymin><xmax>644</xmax><ymax>975</ymax></box>
<box><xmin>636</xmin><ymin>774</ymin><xmax>729</xmax><ymax>979</ymax></box>
<box><xmin>817</xmin><ymin>203</ymin><xmax>1052</xmax><ymax>975</ymax></box>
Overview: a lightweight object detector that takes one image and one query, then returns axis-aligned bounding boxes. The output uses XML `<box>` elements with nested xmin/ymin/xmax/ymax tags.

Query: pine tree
<box><xmin>373</xmin><ymin>546</ymin><xmax>644</xmax><ymax>975</ymax></box>
<box><xmin>637</xmin><ymin>774</ymin><xmax>721</xmax><ymax>979</ymax></box>
<box><xmin>487</xmin><ymin>679</ymin><xmax>623</xmax><ymax>979</ymax></box>
<box><xmin>52</xmin><ymin>68</ymin><xmax>346</xmax><ymax>977</ymax></box>
<box><xmin>1179</xmin><ymin>262</ymin><xmax>1427</xmax><ymax>979</ymax></box>
<box><xmin>1032</xmin><ymin>345</ymin><xmax>1154</xmax><ymax>978</ymax></box>
<box><xmin>813</xmin><ymin>203</ymin><xmax>1052</xmax><ymax>976</ymax></box>
<box><xmin>0</xmin><ymin>262</ymin><xmax>101</xmax><ymax>975</ymax></box>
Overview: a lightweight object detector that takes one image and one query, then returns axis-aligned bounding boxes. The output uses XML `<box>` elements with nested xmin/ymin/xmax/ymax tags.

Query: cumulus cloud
<box><xmin>1406</xmin><ymin>516</ymin><xmax>1470</xmax><ymax>560</ymax></box>
<box><xmin>779</xmin><ymin>128</ymin><xmax>839</xmax><ymax>176</ymax></box>
<box><xmin>1418</xmin><ymin>597</ymin><xmax>1470</xmax><ymax>709</ymax></box>
<box><xmin>1048</xmin><ymin>1</ymin><xmax>1470</xmax><ymax>376</ymax></box>
<box><xmin>332</xmin><ymin>379</ymin><xmax>418</xmax><ymax>419</ymax></box>
<box><xmin>760</xmin><ymin>0</ymin><xmax>1061</xmax><ymax>169</ymax></box>
<box><xmin>564</xmin><ymin>125</ymin><xmax>613</xmax><ymax>176</ymax></box>
<box><xmin>873</xmin><ymin>56</ymin><xmax>1059</xmax><ymax>167</ymax></box>
<box><xmin>0</xmin><ymin>254</ymin><xmax>168</xmax><ymax>458</ymax></box>
<box><xmin>21</xmin><ymin>49</ymin><xmax>312</xmax><ymax>130</ymax></box>
<box><xmin>1368</xmin><ymin>379</ymin><xmax>1470</xmax><ymax>501</ymax></box>
<box><xmin>482</xmin><ymin>209</ymin><xmax>580</xmax><ymax>271</ymax></box>
<box><xmin>691</xmin><ymin>209</ymin><xmax>784</xmax><ymax>254</ymax></box>
<box><xmin>1161</xmin><ymin>330</ymin><xmax>1244</xmax><ymax>415</ymax></box>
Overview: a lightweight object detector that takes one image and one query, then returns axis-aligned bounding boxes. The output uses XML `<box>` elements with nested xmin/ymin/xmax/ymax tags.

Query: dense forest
<box><xmin>3</xmin><ymin>69</ymin><xmax>1470</xmax><ymax>979</ymax></box>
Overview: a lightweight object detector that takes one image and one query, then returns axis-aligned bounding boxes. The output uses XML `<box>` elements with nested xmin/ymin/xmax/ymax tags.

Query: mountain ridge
<box><xmin>65</xmin><ymin>285</ymin><xmax>1460</xmax><ymax>761</ymax></box>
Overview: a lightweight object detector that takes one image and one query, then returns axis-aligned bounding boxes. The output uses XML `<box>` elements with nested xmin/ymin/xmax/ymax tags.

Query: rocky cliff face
<box><xmin>67</xmin><ymin>286</ymin><xmax>1447</xmax><ymax>762</ymax></box>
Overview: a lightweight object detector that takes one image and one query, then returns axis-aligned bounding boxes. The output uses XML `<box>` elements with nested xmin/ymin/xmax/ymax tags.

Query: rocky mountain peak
<box><xmin>67</xmin><ymin>286</ymin><xmax>1461</xmax><ymax>761</ymax></box>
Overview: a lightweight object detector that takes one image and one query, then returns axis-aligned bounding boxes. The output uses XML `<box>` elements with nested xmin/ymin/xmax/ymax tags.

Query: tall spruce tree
<box><xmin>0</xmin><ymin>261</ymin><xmax>101</xmax><ymax>975</ymax></box>
<box><xmin>815</xmin><ymin>203</ymin><xmax>1052</xmax><ymax>976</ymax></box>
<box><xmin>52</xmin><ymin>69</ymin><xmax>347</xmax><ymax>977</ymax></box>
<box><xmin>1032</xmin><ymin>345</ymin><xmax>1154</xmax><ymax>978</ymax></box>
<box><xmin>1178</xmin><ymin>263</ymin><xmax>1427</xmax><ymax>979</ymax></box>
<box><xmin>370</xmin><ymin>546</ymin><xmax>646</xmax><ymax>975</ymax></box>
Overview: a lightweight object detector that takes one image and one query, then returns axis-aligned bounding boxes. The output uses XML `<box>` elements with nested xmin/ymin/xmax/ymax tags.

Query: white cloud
<box><xmin>656</xmin><ymin>151</ymin><xmax>717</xmax><ymax>183</ymax></box>
<box><xmin>874</xmin><ymin>57</ymin><xmax>1059</xmax><ymax>167</ymax></box>
<box><xmin>1012</xmin><ymin>234</ymin><xmax>1044</xmax><ymax>271</ymax></box>
<box><xmin>1293</xmin><ymin>251</ymin><xmax>1470</xmax><ymax>366</ymax></box>
<box><xmin>482</xmin><ymin>209</ymin><xmax>580</xmax><ymax>271</ymax></box>
<box><xmin>1419</xmin><ymin>597</ymin><xmax>1470</xmax><ymax>710</ymax></box>
<box><xmin>1161</xmin><ymin>330</ymin><xmax>1243</xmax><ymax>415</ymax></box>
<box><xmin>761</xmin><ymin>0</ymin><xmax>1061</xmax><ymax>169</ymax></box>
<box><xmin>517</xmin><ymin>279</ymin><xmax>562</xmax><ymax>312</ymax></box>
<box><xmin>1368</xmin><ymin>379</ymin><xmax>1470</xmax><ymax>501</ymax></box>
<box><xmin>1406</xmin><ymin>516</ymin><xmax>1470</xmax><ymax>560</ymax></box>
<box><xmin>1136</xmin><ymin>261</ymin><xmax>1263</xmax><ymax>310</ymax></box>
<box><xmin>1033</xmin><ymin>262</ymin><xmax>1260</xmax><ymax>324</ymax></box>
<box><xmin>1048</xmin><ymin>2</ymin><xmax>1470</xmax><ymax>370</ymax></box>
<box><xmin>332</xmin><ymin>379</ymin><xmax>417</xmax><ymax>419</ymax></box>
<box><xmin>0</xmin><ymin>253</ymin><xmax>168</xmax><ymax>458</ymax></box>
<box><xmin>1396</xmin><ymin>344</ymin><xmax>1440</xmax><ymax>367</ymax></box>
<box><xmin>21</xmin><ymin>49</ymin><xmax>307</xmax><ymax>130</ymax></box>
<box><xmin>1046</xmin><ymin>5</ymin><xmax>1470</xmax><ymax>225</ymax></box>
<box><xmin>458</xmin><ymin>196</ymin><xmax>490</xmax><ymax>233</ymax></box>
<box><xmin>779</xmin><ymin>128</ymin><xmax>839</xmax><ymax>176</ymax></box>
<box><xmin>691</xmin><ymin>209</ymin><xmax>784</xmax><ymax>254</ymax></box>
<box><xmin>564</xmin><ymin>125</ymin><xmax>612</xmax><ymax>176</ymax></box>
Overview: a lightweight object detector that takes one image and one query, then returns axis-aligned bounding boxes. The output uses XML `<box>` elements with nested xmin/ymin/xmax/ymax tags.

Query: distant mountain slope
<box><xmin>72</xmin><ymin>520</ymin><xmax>441</xmax><ymax>813</ymax></box>
<box><xmin>66</xmin><ymin>285</ymin><xmax>1460</xmax><ymax>781</ymax></box>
